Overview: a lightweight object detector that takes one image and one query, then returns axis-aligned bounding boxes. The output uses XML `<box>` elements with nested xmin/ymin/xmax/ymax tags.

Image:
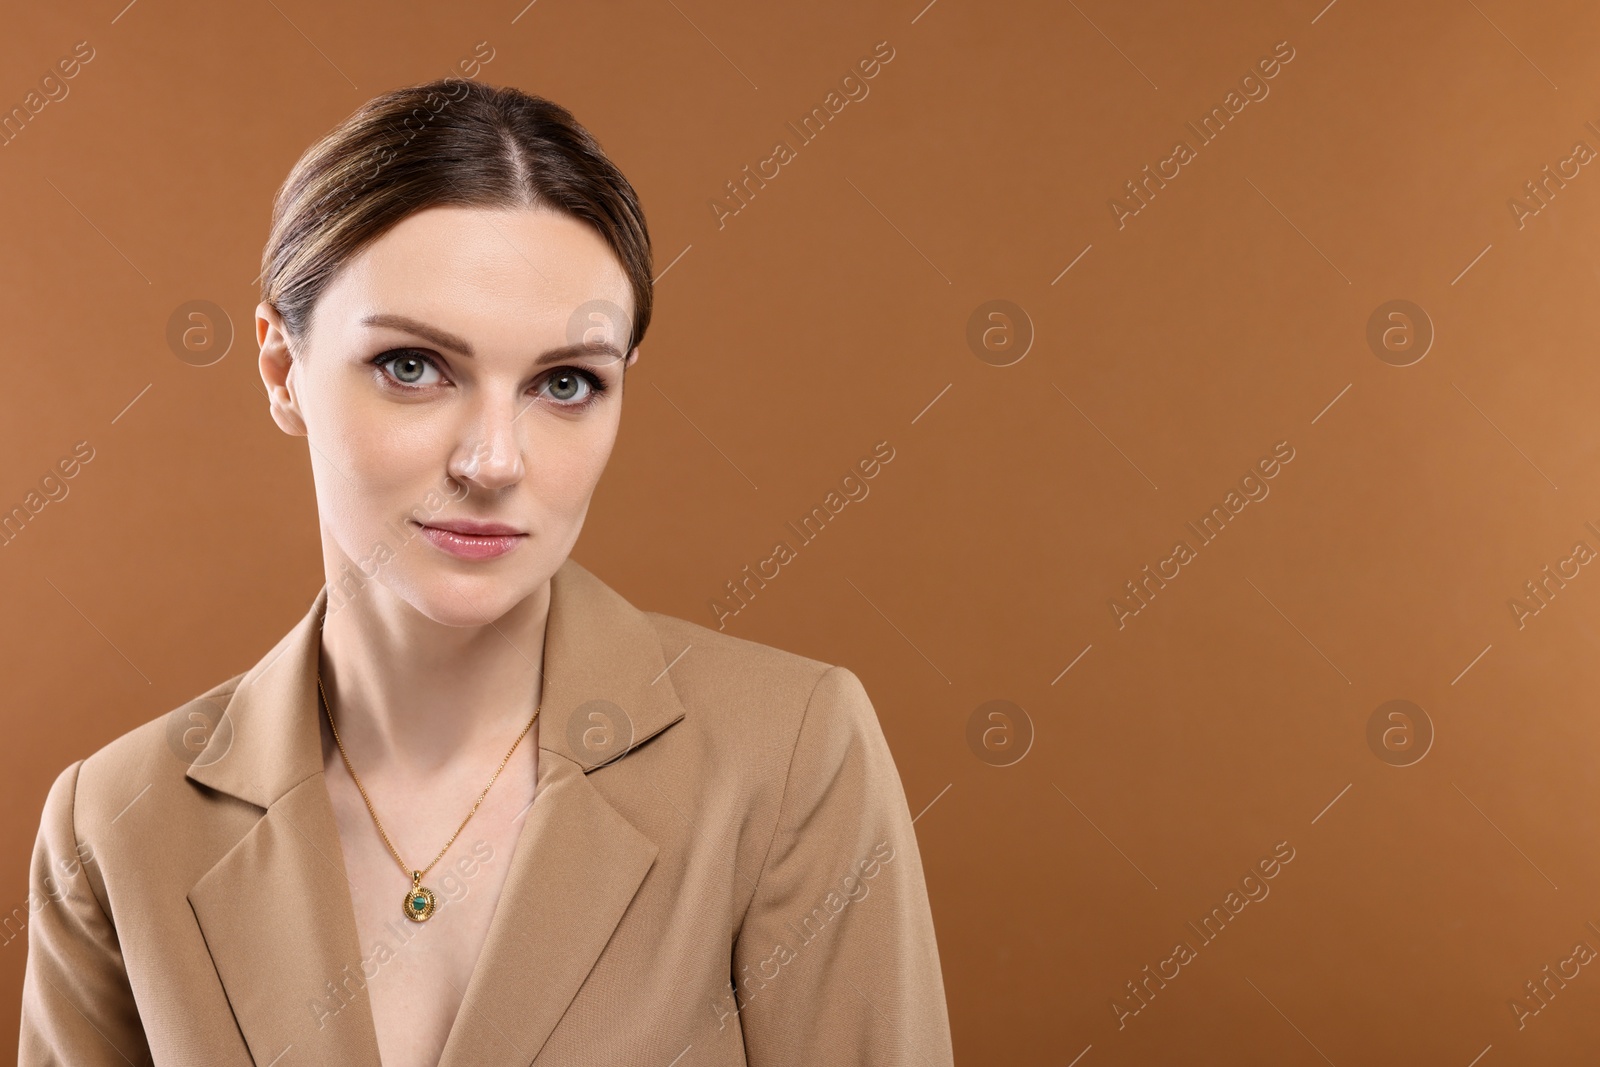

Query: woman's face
<box><xmin>255</xmin><ymin>204</ymin><xmax>638</xmax><ymax>627</ymax></box>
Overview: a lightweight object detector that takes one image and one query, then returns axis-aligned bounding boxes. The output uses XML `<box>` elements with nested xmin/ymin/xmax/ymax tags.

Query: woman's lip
<box><xmin>423</xmin><ymin>518</ymin><xmax>524</xmax><ymax>536</ymax></box>
<box><xmin>411</xmin><ymin>520</ymin><xmax>526</xmax><ymax>561</ymax></box>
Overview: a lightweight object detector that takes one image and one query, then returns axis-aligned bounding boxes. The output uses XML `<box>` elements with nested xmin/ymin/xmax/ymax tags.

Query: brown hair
<box><xmin>260</xmin><ymin>78</ymin><xmax>652</xmax><ymax>354</ymax></box>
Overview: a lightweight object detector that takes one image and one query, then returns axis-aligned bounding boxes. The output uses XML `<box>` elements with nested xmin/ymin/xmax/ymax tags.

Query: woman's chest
<box><xmin>324</xmin><ymin>755</ymin><xmax>537</xmax><ymax>1065</ymax></box>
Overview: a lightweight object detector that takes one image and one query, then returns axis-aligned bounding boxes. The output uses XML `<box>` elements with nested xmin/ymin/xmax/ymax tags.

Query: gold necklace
<box><xmin>315</xmin><ymin>671</ymin><xmax>540</xmax><ymax>923</ymax></box>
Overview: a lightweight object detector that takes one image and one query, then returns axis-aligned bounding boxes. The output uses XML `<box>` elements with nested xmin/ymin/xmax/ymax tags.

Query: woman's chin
<box><xmin>375</xmin><ymin>569</ymin><xmax>536</xmax><ymax>627</ymax></box>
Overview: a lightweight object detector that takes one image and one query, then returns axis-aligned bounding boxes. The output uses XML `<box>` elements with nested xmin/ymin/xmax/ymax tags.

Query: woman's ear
<box><xmin>624</xmin><ymin>345</ymin><xmax>640</xmax><ymax>370</ymax></box>
<box><xmin>256</xmin><ymin>301</ymin><xmax>308</xmax><ymax>437</ymax></box>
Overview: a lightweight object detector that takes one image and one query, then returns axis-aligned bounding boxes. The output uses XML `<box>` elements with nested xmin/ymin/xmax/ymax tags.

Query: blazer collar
<box><xmin>186</xmin><ymin>554</ymin><xmax>687</xmax><ymax>806</ymax></box>
<box><xmin>183</xmin><ymin>556</ymin><xmax>686</xmax><ymax>1067</ymax></box>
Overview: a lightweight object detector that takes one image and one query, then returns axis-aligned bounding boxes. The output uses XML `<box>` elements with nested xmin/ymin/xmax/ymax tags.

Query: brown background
<box><xmin>4</xmin><ymin>0</ymin><xmax>1600</xmax><ymax>1062</ymax></box>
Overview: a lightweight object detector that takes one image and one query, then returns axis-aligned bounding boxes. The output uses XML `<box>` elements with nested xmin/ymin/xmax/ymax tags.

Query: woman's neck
<box><xmin>315</xmin><ymin>577</ymin><xmax>550</xmax><ymax>778</ymax></box>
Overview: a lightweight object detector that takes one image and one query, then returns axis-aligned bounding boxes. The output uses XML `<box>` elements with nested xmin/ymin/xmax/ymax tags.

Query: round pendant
<box><xmin>403</xmin><ymin>883</ymin><xmax>438</xmax><ymax>922</ymax></box>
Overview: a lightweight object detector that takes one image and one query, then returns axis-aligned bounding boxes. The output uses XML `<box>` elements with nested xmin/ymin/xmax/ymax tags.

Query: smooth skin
<box><xmin>256</xmin><ymin>203</ymin><xmax>639</xmax><ymax>1066</ymax></box>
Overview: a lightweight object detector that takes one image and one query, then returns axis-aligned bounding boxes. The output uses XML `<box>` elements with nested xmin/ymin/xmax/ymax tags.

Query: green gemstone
<box><xmin>412</xmin><ymin>894</ymin><xmax>427</xmax><ymax>910</ymax></box>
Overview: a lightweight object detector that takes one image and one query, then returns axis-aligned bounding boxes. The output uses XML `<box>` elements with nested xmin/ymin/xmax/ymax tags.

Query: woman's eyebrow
<box><xmin>363</xmin><ymin>312</ymin><xmax>474</xmax><ymax>355</ymax></box>
<box><xmin>360</xmin><ymin>312</ymin><xmax>625</xmax><ymax>365</ymax></box>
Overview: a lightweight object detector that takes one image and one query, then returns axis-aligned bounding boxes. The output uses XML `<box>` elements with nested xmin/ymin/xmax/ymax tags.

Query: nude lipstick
<box><xmin>411</xmin><ymin>518</ymin><xmax>526</xmax><ymax>561</ymax></box>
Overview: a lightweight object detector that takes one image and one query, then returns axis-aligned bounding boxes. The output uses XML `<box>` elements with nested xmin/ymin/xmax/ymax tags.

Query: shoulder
<box><xmin>643</xmin><ymin>610</ymin><xmax>835</xmax><ymax>697</ymax></box>
<box><xmin>638</xmin><ymin>609</ymin><xmax>884</xmax><ymax>765</ymax></box>
<box><xmin>44</xmin><ymin>673</ymin><xmax>247</xmax><ymax>836</ymax></box>
<box><xmin>27</xmin><ymin>672</ymin><xmax>250</xmax><ymax>921</ymax></box>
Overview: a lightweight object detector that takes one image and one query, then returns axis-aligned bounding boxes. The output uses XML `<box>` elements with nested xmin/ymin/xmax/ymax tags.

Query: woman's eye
<box><xmin>372</xmin><ymin>352</ymin><xmax>602</xmax><ymax>408</ymax></box>
<box><xmin>543</xmin><ymin>371</ymin><xmax>593</xmax><ymax>405</ymax></box>
<box><xmin>378</xmin><ymin>352</ymin><xmax>441</xmax><ymax>387</ymax></box>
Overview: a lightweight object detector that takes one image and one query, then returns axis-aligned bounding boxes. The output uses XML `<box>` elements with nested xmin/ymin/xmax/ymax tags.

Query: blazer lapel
<box><xmin>431</xmin><ymin>753</ymin><xmax>657</xmax><ymax>1066</ymax></box>
<box><xmin>435</xmin><ymin>558</ymin><xmax>687</xmax><ymax>1067</ymax></box>
<box><xmin>185</xmin><ymin>582</ymin><xmax>384</xmax><ymax>1066</ymax></box>
<box><xmin>183</xmin><ymin>558</ymin><xmax>687</xmax><ymax>1067</ymax></box>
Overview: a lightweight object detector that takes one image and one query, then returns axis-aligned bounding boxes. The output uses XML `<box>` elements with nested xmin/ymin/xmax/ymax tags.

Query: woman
<box><xmin>19</xmin><ymin>79</ymin><xmax>954</xmax><ymax>1066</ymax></box>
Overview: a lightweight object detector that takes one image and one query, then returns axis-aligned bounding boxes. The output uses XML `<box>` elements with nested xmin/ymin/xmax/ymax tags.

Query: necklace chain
<box><xmin>315</xmin><ymin>671</ymin><xmax>540</xmax><ymax>885</ymax></box>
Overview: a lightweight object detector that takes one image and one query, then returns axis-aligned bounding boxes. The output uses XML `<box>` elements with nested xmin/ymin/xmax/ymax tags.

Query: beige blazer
<box><xmin>19</xmin><ymin>558</ymin><xmax>954</xmax><ymax>1066</ymax></box>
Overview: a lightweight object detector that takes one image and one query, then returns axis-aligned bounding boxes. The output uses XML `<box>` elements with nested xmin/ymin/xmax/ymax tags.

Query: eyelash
<box><xmin>368</xmin><ymin>349</ymin><xmax>610</xmax><ymax>412</ymax></box>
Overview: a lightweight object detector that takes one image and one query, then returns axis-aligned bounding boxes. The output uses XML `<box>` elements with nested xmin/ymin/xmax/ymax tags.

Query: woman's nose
<box><xmin>449</xmin><ymin>401</ymin><xmax>525</xmax><ymax>491</ymax></box>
